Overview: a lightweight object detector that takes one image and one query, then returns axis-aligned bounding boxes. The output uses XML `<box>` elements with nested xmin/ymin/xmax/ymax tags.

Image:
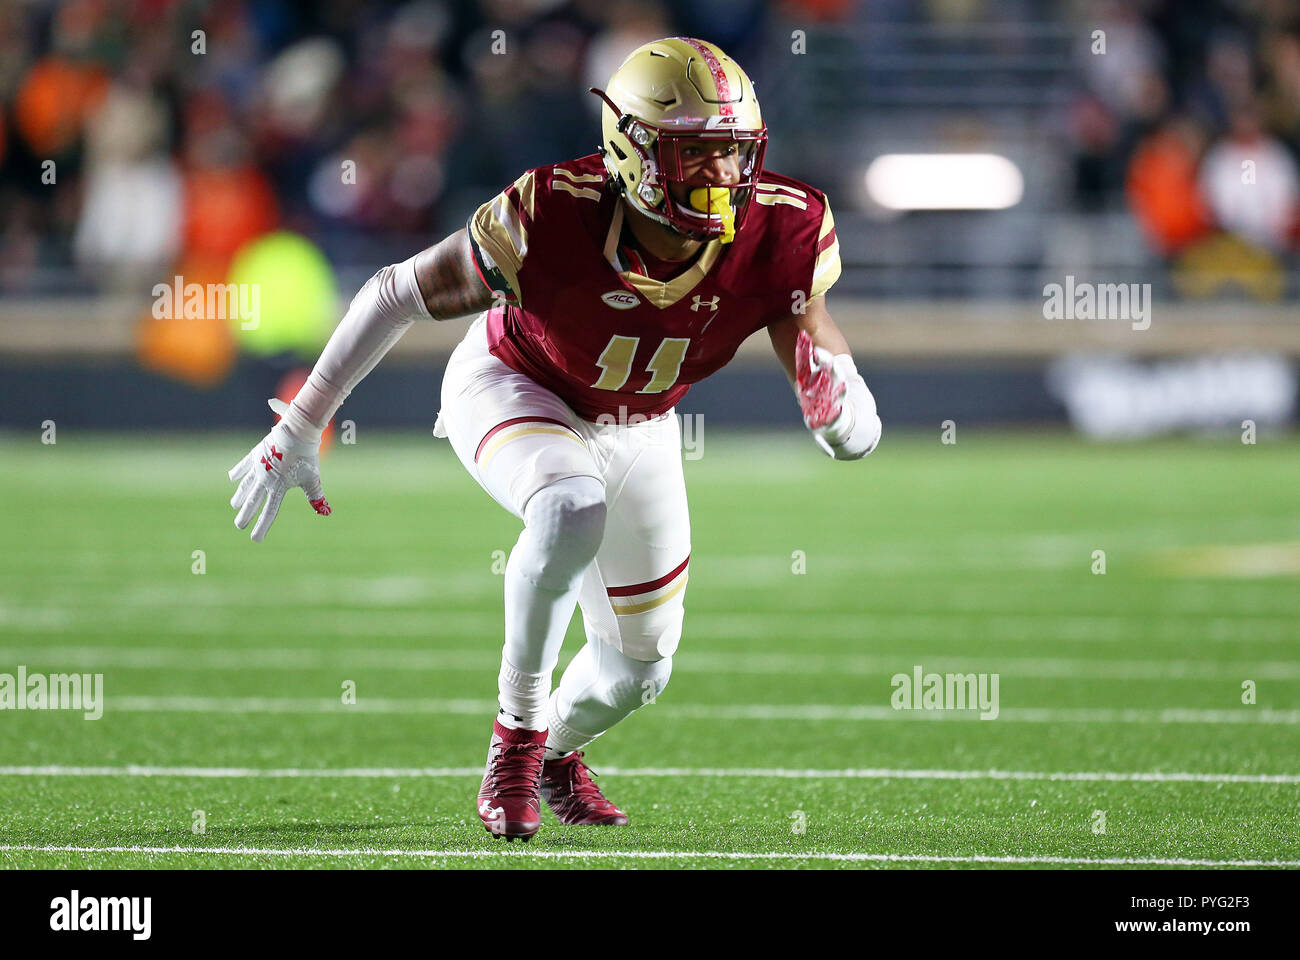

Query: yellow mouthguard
<box><xmin>688</xmin><ymin>187</ymin><xmax>735</xmax><ymax>244</ymax></box>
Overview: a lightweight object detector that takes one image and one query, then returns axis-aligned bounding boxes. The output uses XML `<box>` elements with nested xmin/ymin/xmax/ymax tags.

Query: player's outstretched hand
<box><xmin>794</xmin><ymin>328</ymin><xmax>881</xmax><ymax>460</ymax></box>
<box><xmin>795</xmin><ymin>328</ymin><xmax>846</xmax><ymax>430</ymax></box>
<box><xmin>227</xmin><ymin>399</ymin><xmax>331</xmax><ymax>542</ymax></box>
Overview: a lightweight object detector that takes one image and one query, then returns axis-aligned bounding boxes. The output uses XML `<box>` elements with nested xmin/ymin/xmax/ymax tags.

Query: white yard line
<box><xmin>667</xmin><ymin>704</ymin><xmax>1300</xmax><ymax>723</ymax></box>
<box><xmin>80</xmin><ymin>696</ymin><xmax>1300</xmax><ymax>724</ymax></box>
<box><xmin>1</xmin><ymin>764</ymin><xmax>1297</xmax><ymax>784</ymax></box>
<box><xmin>3</xmin><ymin>607</ymin><xmax>1297</xmax><ymax>644</ymax></box>
<box><xmin>0</xmin><ymin>843</ymin><xmax>1293</xmax><ymax>867</ymax></box>
<box><xmin>2</xmin><ymin>645</ymin><xmax>1298</xmax><ymax>680</ymax></box>
<box><xmin>0</xmin><ymin>646</ymin><xmax>494</xmax><ymax>671</ymax></box>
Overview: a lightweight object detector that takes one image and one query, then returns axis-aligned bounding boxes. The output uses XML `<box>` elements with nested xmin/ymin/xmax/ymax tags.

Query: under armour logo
<box><xmin>691</xmin><ymin>295</ymin><xmax>719</xmax><ymax>312</ymax></box>
<box><xmin>260</xmin><ymin>445</ymin><xmax>283</xmax><ymax>471</ymax></box>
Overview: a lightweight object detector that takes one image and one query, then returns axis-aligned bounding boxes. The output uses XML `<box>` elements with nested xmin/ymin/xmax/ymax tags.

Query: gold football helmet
<box><xmin>591</xmin><ymin>37</ymin><xmax>768</xmax><ymax>242</ymax></box>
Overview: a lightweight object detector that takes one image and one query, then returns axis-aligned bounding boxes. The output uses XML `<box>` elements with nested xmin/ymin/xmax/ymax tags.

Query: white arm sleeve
<box><xmin>280</xmin><ymin>254</ymin><xmax>432</xmax><ymax>440</ymax></box>
<box><xmin>812</xmin><ymin>354</ymin><xmax>882</xmax><ymax>461</ymax></box>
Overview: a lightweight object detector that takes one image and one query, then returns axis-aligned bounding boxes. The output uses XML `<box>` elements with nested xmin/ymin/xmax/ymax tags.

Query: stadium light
<box><xmin>864</xmin><ymin>153</ymin><xmax>1024</xmax><ymax>211</ymax></box>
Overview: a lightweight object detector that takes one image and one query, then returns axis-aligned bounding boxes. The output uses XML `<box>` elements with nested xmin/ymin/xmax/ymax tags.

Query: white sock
<box><xmin>496</xmin><ymin>660</ymin><xmax>550</xmax><ymax>731</ymax></box>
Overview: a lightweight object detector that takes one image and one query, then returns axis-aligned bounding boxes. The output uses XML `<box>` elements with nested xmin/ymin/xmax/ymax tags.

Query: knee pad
<box><xmin>507</xmin><ymin>442</ymin><xmax>600</xmax><ymax>518</ymax></box>
<box><xmin>513</xmin><ymin>476</ymin><xmax>606</xmax><ymax>591</ymax></box>
<box><xmin>601</xmin><ymin>652</ymin><xmax>673</xmax><ymax>712</ymax></box>
<box><xmin>548</xmin><ymin>641</ymin><xmax>674</xmax><ymax>749</ymax></box>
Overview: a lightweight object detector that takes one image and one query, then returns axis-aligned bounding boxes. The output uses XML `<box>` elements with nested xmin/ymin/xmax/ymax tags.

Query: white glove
<box><xmin>227</xmin><ymin>398</ymin><xmax>332</xmax><ymax>542</ymax></box>
<box><xmin>794</xmin><ymin>329</ymin><xmax>882</xmax><ymax>461</ymax></box>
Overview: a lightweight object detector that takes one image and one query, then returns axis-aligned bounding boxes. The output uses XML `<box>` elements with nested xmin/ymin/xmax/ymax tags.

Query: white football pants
<box><xmin>435</xmin><ymin>314</ymin><xmax>689</xmax><ymax>749</ymax></box>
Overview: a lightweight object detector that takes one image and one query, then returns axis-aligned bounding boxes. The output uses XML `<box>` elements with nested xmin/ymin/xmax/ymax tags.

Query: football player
<box><xmin>227</xmin><ymin>37</ymin><xmax>881</xmax><ymax>841</ymax></box>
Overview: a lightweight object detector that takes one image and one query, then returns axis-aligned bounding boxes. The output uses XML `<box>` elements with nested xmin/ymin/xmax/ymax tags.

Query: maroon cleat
<box><xmin>477</xmin><ymin>719</ymin><xmax>547</xmax><ymax>841</ymax></box>
<box><xmin>540</xmin><ymin>752</ymin><xmax>629</xmax><ymax>826</ymax></box>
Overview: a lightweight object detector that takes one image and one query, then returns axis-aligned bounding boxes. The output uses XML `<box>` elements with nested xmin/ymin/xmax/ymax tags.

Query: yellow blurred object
<box><xmin>227</xmin><ymin>231</ymin><xmax>337</xmax><ymax>359</ymax></box>
<box><xmin>1172</xmin><ymin>233</ymin><xmax>1285</xmax><ymax>302</ymax></box>
<box><xmin>689</xmin><ymin>187</ymin><xmax>735</xmax><ymax>243</ymax></box>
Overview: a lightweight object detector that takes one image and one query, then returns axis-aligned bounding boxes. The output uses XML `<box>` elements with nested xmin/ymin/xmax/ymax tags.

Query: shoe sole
<box><xmin>481</xmin><ymin>821</ymin><xmax>540</xmax><ymax>841</ymax></box>
<box><xmin>485</xmin><ymin>828</ymin><xmax>536</xmax><ymax>842</ymax></box>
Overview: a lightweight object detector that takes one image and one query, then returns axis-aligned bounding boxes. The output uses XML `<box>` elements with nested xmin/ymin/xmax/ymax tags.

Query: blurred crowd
<box><xmin>0</xmin><ymin>0</ymin><xmax>785</xmax><ymax>295</ymax></box>
<box><xmin>1073</xmin><ymin>0</ymin><xmax>1300</xmax><ymax>293</ymax></box>
<box><xmin>3</xmin><ymin>0</ymin><xmax>1299</xmax><ymax>301</ymax></box>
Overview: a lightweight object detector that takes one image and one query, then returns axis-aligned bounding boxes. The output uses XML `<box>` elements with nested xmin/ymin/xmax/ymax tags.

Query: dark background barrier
<box><xmin>0</xmin><ymin>356</ymin><xmax>1073</xmax><ymax>430</ymax></box>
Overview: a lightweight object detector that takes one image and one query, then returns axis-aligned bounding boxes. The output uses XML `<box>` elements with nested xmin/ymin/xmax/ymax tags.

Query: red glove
<box><xmin>795</xmin><ymin>328</ymin><xmax>845</xmax><ymax>430</ymax></box>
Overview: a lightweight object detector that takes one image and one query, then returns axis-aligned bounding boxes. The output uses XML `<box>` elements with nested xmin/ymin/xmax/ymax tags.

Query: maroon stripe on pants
<box><xmin>474</xmin><ymin>416</ymin><xmax>581</xmax><ymax>462</ymax></box>
<box><xmin>607</xmin><ymin>555</ymin><xmax>690</xmax><ymax>598</ymax></box>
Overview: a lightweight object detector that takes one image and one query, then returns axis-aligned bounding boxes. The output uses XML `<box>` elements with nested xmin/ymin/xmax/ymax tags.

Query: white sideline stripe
<box><xmin>0</xmin><ymin>844</ymin><xmax>1294</xmax><ymax>868</ymax></box>
<box><xmin>5</xmin><ymin>645</ymin><xmax>1300</xmax><ymax>681</ymax></box>
<box><xmin>91</xmin><ymin>696</ymin><xmax>1300</xmax><ymax>724</ymax></box>
<box><xmin>2</xmin><ymin>765</ymin><xmax>1298</xmax><ymax>784</ymax></box>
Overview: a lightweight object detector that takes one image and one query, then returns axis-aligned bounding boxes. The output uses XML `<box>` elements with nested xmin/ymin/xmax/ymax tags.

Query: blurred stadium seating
<box><xmin>1</xmin><ymin>0</ymin><xmax>1297</xmax><ymax>434</ymax></box>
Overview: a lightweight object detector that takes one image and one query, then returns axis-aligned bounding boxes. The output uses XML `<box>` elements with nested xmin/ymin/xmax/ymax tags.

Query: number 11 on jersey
<box><xmin>591</xmin><ymin>335</ymin><xmax>690</xmax><ymax>394</ymax></box>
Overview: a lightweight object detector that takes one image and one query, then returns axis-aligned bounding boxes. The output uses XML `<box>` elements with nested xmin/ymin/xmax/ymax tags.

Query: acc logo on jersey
<box><xmin>601</xmin><ymin>291</ymin><xmax>640</xmax><ymax>310</ymax></box>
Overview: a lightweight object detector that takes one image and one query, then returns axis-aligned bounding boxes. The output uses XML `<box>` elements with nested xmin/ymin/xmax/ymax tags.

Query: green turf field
<box><xmin>1</xmin><ymin>428</ymin><xmax>1297</xmax><ymax>869</ymax></box>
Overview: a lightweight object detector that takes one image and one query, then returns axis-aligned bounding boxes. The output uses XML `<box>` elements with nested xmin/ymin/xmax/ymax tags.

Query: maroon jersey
<box><xmin>467</xmin><ymin>153</ymin><xmax>840</xmax><ymax>422</ymax></box>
